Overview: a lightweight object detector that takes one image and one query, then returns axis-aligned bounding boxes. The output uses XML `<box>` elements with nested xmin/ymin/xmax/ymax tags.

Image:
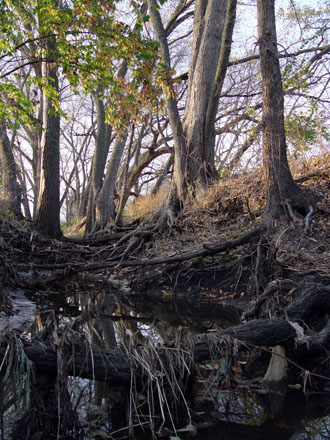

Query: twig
<box><xmin>304</xmin><ymin>206</ymin><xmax>314</xmax><ymax>233</ymax></box>
<box><xmin>254</xmin><ymin>236</ymin><xmax>265</xmax><ymax>295</ymax></box>
<box><xmin>284</xmin><ymin>200</ymin><xmax>299</xmax><ymax>223</ymax></box>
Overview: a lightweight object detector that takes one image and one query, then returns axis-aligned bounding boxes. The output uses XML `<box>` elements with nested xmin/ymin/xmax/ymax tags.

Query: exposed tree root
<box><xmin>286</xmin><ymin>276</ymin><xmax>330</xmax><ymax>325</ymax></box>
<box><xmin>263</xmin><ymin>185</ymin><xmax>321</xmax><ymax>231</ymax></box>
<box><xmin>243</xmin><ymin>278</ymin><xmax>294</xmax><ymax>320</ymax></box>
<box><xmin>0</xmin><ymin>192</ymin><xmax>329</xmax><ymax>438</ymax></box>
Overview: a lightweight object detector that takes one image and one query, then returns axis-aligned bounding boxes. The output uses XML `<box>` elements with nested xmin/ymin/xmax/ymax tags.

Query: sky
<box><xmin>232</xmin><ymin>0</ymin><xmax>328</xmax><ymax>59</ymax></box>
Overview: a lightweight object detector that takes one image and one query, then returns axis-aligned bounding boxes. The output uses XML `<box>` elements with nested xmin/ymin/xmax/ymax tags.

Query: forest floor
<box><xmin>0</xmin><ymin>152</ymin><xmax>330</xmax><ymax>439</ymax></box>
<box><xmin>1</xmin><ymin>152</ymin><xmax>329</xmax><ymax>352</ymax></box>
<box><xmin>1</xmin><ymin>153</ymin><xmax>328</xmax><ymax>317</ymax></box>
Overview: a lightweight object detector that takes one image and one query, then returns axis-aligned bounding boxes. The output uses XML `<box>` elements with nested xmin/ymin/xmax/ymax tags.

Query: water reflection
<box><xmin>193</xmin><ymin>383</ymin><xmax>330</xmax><ymax>440</ymax></box>
<box><xmin>1</xmin><ymin>289</ymin><xmax>330</xmax><ymax>439</ymax></box>
<box><xmin>0</xmin><ymin>289</ymin><xmax>36</xmax><ymax>332</ymax></box>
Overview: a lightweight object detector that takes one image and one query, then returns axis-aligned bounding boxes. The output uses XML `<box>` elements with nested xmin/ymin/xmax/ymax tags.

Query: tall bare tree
<box><xmin>257</xmin><ymin>0</ymin><xmax>318</xmax><ymax>226</ymax></box>
<box><xmin>0</xmin><ymin>120</ymin><xmax>22</xmax><ymax>216</ymax></box>
<box><xmin>84</xmin><ymin>88</ymin><xmax>113</xmax><ymax>234</ymax></box>
<box><xmin>35</xmin><ymin>34</ymin><xmax>62</xmax><ymax>238</ymax></box>
<box><xmin>147</xmin><ymin>0</ymin><xmax>237</xmax><ymax>220</ymax></box>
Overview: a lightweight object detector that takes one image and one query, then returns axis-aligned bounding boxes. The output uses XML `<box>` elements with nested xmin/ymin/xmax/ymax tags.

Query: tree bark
<box><xmin>148</xmin><ymin>0</ymin><xmax>237</xmax><ymax>210</ymax></box>
<box><xmin>286</xmin><ymin>277</ymin><xmax>330</xmax><ymax>324</ymax></box>
<box><xmin>35</xmin><ymin>35</ymin><xmax>62</xmax><ymax>238</ymax></box>
<box><xmin>85</xmin><ymin>87</ymin><xmax>113</xmax><ymax>234</ymax></box>
<box><xmin>94</xmin><ymin>132</ymin><xmax>127</xmax><ymax>230</ymax></box>
<box><xmin>147</xmin><ymin>0</ymin><xmax>188</xmax><ymax>209</ymax></box>
<box><xmin>0</xmin><ymin>319</ymin><xmax>308</xmax><ymax>384</ymax></box>
<box><xmin>0</xmin><ymin>120</ymin><xmax>22</xmax><ymax>216</ymax></box>
<box><xmin>85</xmin><ymin>61</ymin><xmax>128</xmax><ymax>234</ymax></box>
<box><xmin>257</xmin><ymin>0</ymin><xmax>317</xmax><ymax>225</ymax></box>
<box><xmin>204</xmin><ymin>0</ymin><xmax>237</xmax><ymax>162</ymax></box>
<box><xmin>184</xmin><ymin>0</ymin><xmax>237</xmax><ymax>195</ymax></box>
<box><xmin>183</xmin><ymin>0</ymin><xmax>228</xmax><ymax>194</ymax></box>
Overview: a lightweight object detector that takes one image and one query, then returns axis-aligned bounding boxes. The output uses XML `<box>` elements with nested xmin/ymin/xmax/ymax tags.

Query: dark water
<box><xmin>1</xmin><ymin>289</ymin><xmax>330</xmax><ymax>439</ymax></box>
<box><xmin>193</xmin><ymin>387</ymin><xmax>330</xmax><ymax>440</ymax></box>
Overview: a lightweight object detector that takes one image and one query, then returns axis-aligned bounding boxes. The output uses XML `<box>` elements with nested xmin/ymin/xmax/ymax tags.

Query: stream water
<box><xmin>1</xmin><ymin>289</ymin><xmax>330</xmax><ymax>439</ymax></box>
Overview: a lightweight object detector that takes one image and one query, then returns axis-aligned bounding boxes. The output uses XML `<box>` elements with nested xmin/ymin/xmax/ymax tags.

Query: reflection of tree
<box><xmin>201</xmin><ymin>389</ymin><xmax>330</xmax><ymax>440</ymax></box>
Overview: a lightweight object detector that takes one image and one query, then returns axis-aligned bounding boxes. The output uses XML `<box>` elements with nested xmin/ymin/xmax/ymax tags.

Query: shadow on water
<box><xmin>192</xmin><ymin>387</ymin><xmax>330</xmax><ymax>440</ymax></box>
<box><xmin>1</xmin><ymin>288</ymin><xmax>330</xmax><ymax>439</ymax></box>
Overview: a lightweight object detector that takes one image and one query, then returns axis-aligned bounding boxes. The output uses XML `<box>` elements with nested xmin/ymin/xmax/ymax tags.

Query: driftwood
<box><xmin>0</xmin><ymin>318</ymin><xmax>326</xmax><ymax>384</ymax></box>
<box><xmin>1</xmin><ymin>278</ymin><xmax>329</xmax><ymax>385</ymax></box>
<box><xmin>286</xmin><ymin>277</ymin><xmax>330</xmax><ymax>323</ymax></box>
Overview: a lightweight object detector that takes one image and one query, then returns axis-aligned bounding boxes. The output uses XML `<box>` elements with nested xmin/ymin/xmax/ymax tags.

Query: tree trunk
<box><xmin>115</xmin><ymin>129</ymin><xmax>134</xmax><ymax>225</ymax></box>
<box><xmin>93</xmin><ymin>132</ymin><xmax>128</xmax><ymax>231</ymax></box>
<box><xmin>84</xmin><ymin>88</ymin><xmax>113</xmax><ymax>234</ymax></box>
<box><xmin>148</xmin><ymin>0</ymin><xmax>237</xmax><ymax>211</ymax></box>
<box><xmin>148</xmin><ymin>0</ymin><xmax>187</xmax><ymax>211</ymax></box>
<box><xmin>16</xmin><ymin>160</ymin><xmax>32</xmax><ymax>219</ymax></box>
<box><xmin>19</xmin><ymin>19</ymin><xmax>43</xmax><ymax>218</ymax></box>
<box><xmin>257</xmin><ymin>0</ymin><xmax>317</xmax><ymax>226</ymax></box>
<box><xmin>85</xmin><ymin>61</ymin><xmax>128</xmax><ymax>234</ymax></box>
<box><xmin>35</xmin><ymin>36</ymin><xmax>62</xmax><ymax>238</ymax></box>
<box><xmin>183</xmin><ymin>0</ymin><xmax>237</xmax><ymax>198</ymax></box>
<box><xmin>0</xmin><ymin>120</ymin><xmax>22</xmax><ymax>216</ymax></box>
<box><xmin>204</xmin><ymin>0</ymin><xmax>237</xmax><ymax>153</ymax></box>
<box><xmin>15</xmin><ymin>124</ymin><xmax>40</xmax><ymax>218</ymax></box>
<box><xmin>152</xmin><ymin>153</ymin><xmax>173</xmax><ymax>195</ymax></box>
<box><xmin>1</xmin><ymin>317</ymin><xmax>327</xmax><ymax>385</ymax></box>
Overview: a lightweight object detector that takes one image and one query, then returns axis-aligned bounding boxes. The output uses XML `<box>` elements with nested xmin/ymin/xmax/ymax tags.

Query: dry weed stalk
<box><xmin>117</xmin><ymin>329</ymin><xmax>241</xmax><ymax>437</ymax></box>
<box><xmin>121</xmin><ymin>334</ymin><xmax>194</xmax><ymax>437</ymax></box>
<box><xmin>0</xmin><ymin>332</ymin><xmax>34</xmax><ymax>421</ymax></box>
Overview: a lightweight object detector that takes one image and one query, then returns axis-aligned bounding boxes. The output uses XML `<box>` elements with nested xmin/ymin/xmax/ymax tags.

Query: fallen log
<box><xmin>0</xmin><ymin>319</ymin><xmax>307</xmax><ymax>384</ymax></box>
<box><xmin>1</xmin><ymin>278</ymin><xmax>329</xmax><ymax>385</ymax></box>
<box><xmin>286</xmin><ymin>277</ymin><xmax>330</xmax><ymax>324</ymax></box>
<box><xmin>18</xmin><ymin>344</ymin><xmax>132</xmax><ymax>383</ymax></box>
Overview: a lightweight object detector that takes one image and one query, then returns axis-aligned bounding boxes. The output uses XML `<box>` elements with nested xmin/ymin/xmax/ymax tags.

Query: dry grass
<box><xmin>290</xmin><ymin>152</ymin><xmax>330</xmax><ymax>180</ymax></box>
<box><xmin>148</xmin><ymin>152</ymin><xmax>330</xmax><ymax>255</ymax></box>
<box><xmin>200</xmin><ymin>152</ymin><xmax>330</xmax><ymax>219</ymax></box>
<box><xmin>120</xmin><ymin>329</ymin><xmax>238</xmax><ymax>437</ymax></box>
<box><xmin>0</xmin><ymin>197</ymin><xmax>15</xmax><ymax>215</ymax></box>
<box><xmin>125</xmin><ymin>186</ymin><xmax>169</xmax><ymax>221</ymax></box>
<box><xmin>202</xmin><ymin>169</ymin><xmax>266</xmax><ymax>218</ymax></box>
<box><xmin>61</xmin><ymin>217</ymin><xmax>85</xmax><ymax>238</ymax></box>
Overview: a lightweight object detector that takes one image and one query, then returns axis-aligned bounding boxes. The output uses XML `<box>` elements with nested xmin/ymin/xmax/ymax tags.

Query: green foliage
<box><xmin>0</xmin><ymin>81</ymin><xmax>36</xmax><ymax>127</ymax></box>
<box><xmin>284</xmin><ymin>109</ymin><xmax>325</xmax><ymax>158</ymax></box>
<box><xmin>0</xmin><ymin>0</ymin><xmax>163</xmax><ymax>130</ymax></box>
<box><xmin>286</xmin><ymin>3</ymin><xmax>330</xmax><ymax>29</ymax></box>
